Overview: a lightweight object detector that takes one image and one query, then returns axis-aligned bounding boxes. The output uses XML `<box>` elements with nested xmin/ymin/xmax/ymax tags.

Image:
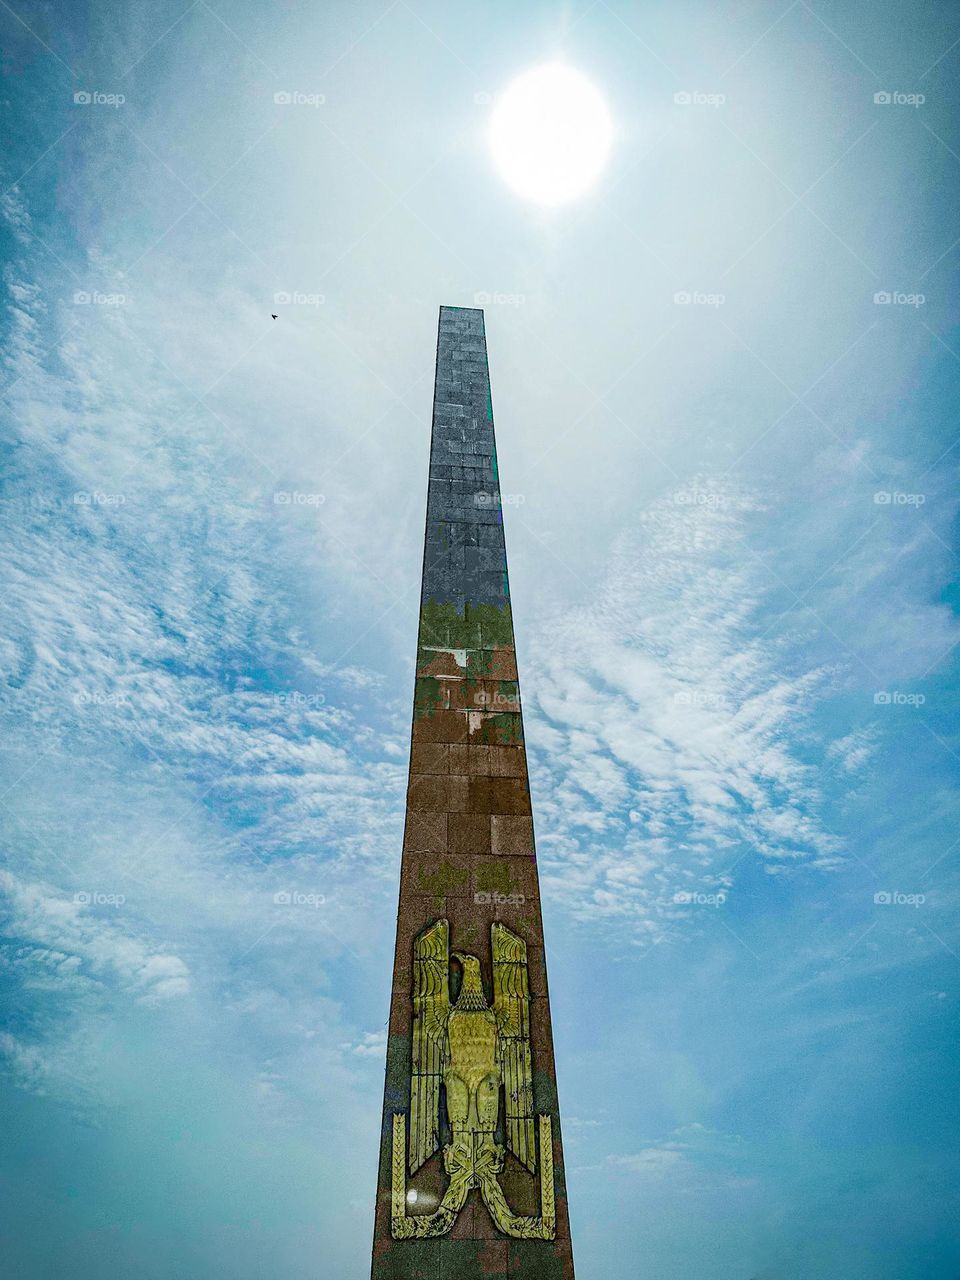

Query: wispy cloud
<box><xmin>527</xmin><ymin>482</ymin><xmax>843</xmax><ymax>935</ymax></box>
<box><xmin>0</xmin><ymin>189</ymin><xmax>406</xmax><ymax>1126</ymax></box>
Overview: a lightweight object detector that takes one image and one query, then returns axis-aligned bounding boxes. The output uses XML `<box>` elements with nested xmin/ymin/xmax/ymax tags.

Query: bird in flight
<box><xmin>271</xmin><ymin>313</ymin><xmax>278</xmax><ymax>320</ymax></box>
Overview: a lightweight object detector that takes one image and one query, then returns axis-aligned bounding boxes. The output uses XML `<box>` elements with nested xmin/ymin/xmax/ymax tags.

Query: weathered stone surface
<box><xmin>372</xmin><ymin>307</ymin><xmax>575</xmax><ymax>1279</ymax></box>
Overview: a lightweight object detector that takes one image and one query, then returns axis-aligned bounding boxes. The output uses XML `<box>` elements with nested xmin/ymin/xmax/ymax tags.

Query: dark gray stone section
<box><xmin>421</xmin><ymin>307</ymin><xmax>509</xmax><ymax>611</ymax></box>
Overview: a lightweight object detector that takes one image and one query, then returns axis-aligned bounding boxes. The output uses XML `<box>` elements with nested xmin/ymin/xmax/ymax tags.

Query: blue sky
<box><xmin>1</xmin><ymin>1</ymin><xmax>959</xmax><ymax>1277</ymax></box>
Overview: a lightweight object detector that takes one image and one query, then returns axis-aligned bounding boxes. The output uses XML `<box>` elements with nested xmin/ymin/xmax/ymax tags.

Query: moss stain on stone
<box><xmin>412</xmin><ymin>675</ymin><xmax>445</xmax><ymax>720</ymax></box>
<box><xmin>474</xmin><ymin>862</ymin><xmax>513</xmax><ymax>895</ymax></box>
<box><xmin>415</xmin><ymin>859</ymin><xmax>469</xmax><ymax>896</ymax></box>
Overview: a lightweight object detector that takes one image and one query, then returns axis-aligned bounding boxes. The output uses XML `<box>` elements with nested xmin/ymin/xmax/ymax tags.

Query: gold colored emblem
<box><xmin>391</xmin><ymin>919</ymin><xmax>556</xmax><ymax>1240</ymax></box>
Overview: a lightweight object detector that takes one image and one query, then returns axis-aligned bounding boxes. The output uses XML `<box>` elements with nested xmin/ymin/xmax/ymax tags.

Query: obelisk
<box><xmin>370</xmin><ymin>306</ymin><xmax>575</xmax><ymax>1279</ymax></box>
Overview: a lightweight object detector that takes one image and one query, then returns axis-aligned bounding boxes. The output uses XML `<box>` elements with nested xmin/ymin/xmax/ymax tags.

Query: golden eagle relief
<box><xmin>390</xmin><ymin>918</ymin><xmax>556</xmax><ymax>1240</ymax></box>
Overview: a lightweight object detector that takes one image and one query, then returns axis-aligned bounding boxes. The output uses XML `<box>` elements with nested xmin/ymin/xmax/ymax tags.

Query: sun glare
<box><xmin>488</xmin><ymin>62</ymin><xmax>613</xmax><ymax>206</ymax></box>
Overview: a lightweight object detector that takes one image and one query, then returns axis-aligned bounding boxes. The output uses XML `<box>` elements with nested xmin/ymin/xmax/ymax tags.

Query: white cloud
<box><xmin>607</xmin><ymin>1147</ymin><xmax>686</xmax><ymax>1175</ymax></box>
<box><xmin>526</xmin><ymin>486</ymin><xmax>841</xmax><ymax>933</ymax></box>
<box><xmin>0</xmin><ymin>870</ymin><xmax>190</xmax><ymax>1002</ymax></box>
<box><xmin>345</xmin><ymin>1029</ymin><xmax>388</xmax><ymax>1058</ymax></box>
<box><xmin>0</xmin><ymin>195</ymin><xmax>407</xmax><ymax>1118</ymax></box>
<box><xmin>604</xmin><ymin>1121</ymin><xmax>750</xmax><ymax>1187</ymax></box>
<box><xmin>826</xmin><ymin>726</ymin><xmax>879</xmax><ymax>773</ymax></box>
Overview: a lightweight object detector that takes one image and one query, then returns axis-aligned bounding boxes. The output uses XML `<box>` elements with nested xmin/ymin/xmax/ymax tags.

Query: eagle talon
<box><xmin>442</xmin><ymin>1141</ymin><xmax>471</xmax><ymax>1176</ymax></box>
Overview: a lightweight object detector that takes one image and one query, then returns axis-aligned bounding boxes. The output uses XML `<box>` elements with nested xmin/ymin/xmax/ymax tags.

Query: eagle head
<box><xmin>452</xmin><ymin>952</ymin><xmax>488</xmax><ymax>1009</ymax></box>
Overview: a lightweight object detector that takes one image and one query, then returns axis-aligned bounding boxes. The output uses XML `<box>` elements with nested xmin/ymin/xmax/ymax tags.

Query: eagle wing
<box><xmin>409</xmin><ymin>917</ymin><xmax>450</xmax><ymax>1174</ymax></box>
<box><xmin>492</xmin><ymin>922</ymin><xmax>536</xmax><ymax>1172</ymax></box>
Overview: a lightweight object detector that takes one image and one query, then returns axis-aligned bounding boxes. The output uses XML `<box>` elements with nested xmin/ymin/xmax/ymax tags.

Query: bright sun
<box><xmin>488</xmin><ymin>63</ymin><xmax>613</xmax><ymax>206</ymax></box>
